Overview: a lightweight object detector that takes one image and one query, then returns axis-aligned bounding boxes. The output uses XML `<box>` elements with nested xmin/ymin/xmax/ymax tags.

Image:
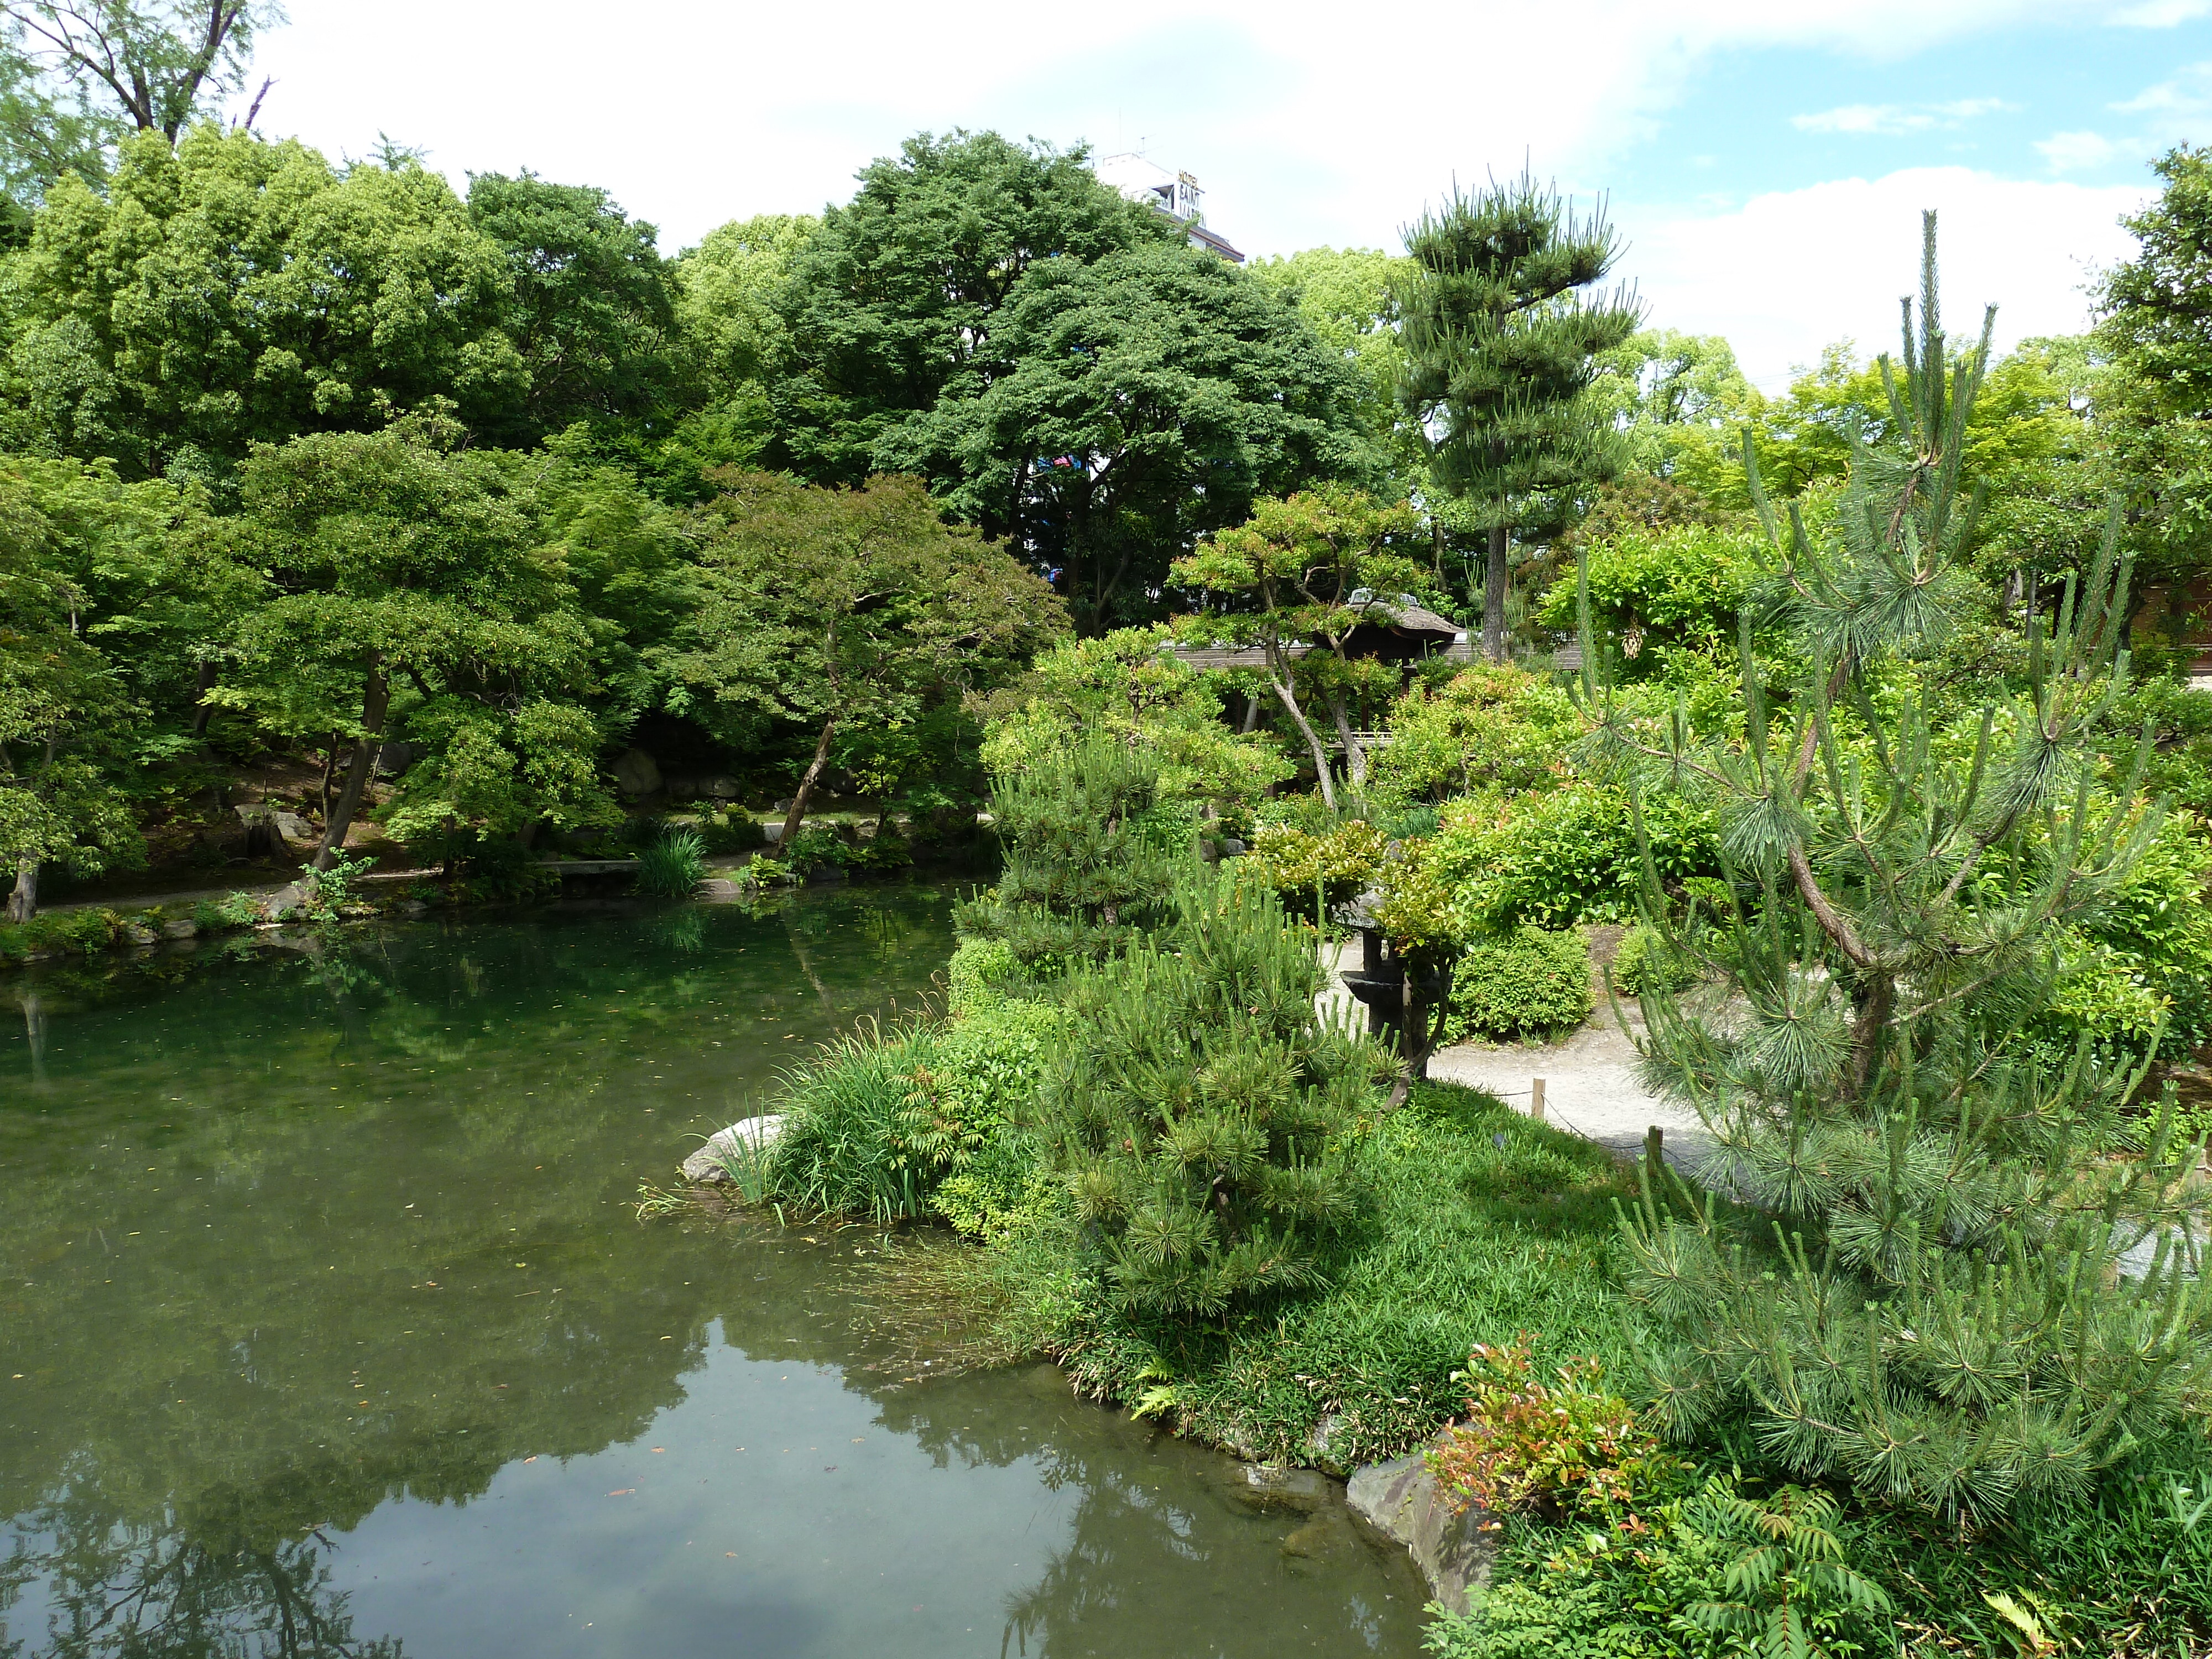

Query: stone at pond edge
<box><xmin>1215</xmin><ymin>1463</ymin><xmax>1331</xmax><ymax>1515</ymax></box>
<box><xmin>161</xmin><ymin>919</ymin><xmax>197</xmax><ymax>939</ymax></box>
<box><xmin>260</xmin><ymin>884</ymin><xmax>307</xmax><ymax>921</ymax></box>
<box><xmin>1345</xmin><ymin>1442</ymin><xmax>1495</xmax><ymax>1615</ymax></box>
<box><xmin>682</xmin><ymin>1114</ymin><xmax>786</xmax><ymax>1183</ymax></box>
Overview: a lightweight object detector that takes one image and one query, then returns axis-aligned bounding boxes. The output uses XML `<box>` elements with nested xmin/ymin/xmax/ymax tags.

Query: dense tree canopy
<box><xmin>4</xmin><ymin>127</ymin><xmax>524</xmax><ymax>477</ymax></box>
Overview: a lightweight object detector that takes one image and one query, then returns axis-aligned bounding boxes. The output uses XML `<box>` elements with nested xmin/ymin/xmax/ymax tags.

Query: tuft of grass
<box><xmin>634</xmin><ymin>828</ymin><xmax>708</xmax><ymax>899</ymax></box>
<box><xmin>766</xmin><ymin>1017</ymin><xmax>938</xmax><ymax>1225</ymax></box>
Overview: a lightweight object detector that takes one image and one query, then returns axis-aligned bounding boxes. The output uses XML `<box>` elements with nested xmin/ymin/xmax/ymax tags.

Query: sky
<box><xmin>245</xmin><ymin>0</ymin><xmax>2205</xmax><ymax>390</ymax></box>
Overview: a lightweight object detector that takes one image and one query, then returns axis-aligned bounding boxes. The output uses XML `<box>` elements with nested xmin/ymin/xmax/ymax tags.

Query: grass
<box><xmin>1026</xmin><ymin>1079</ymin><xmax>1636</xmax><ymax>1470</ymax></box>
<box><xmin>765</xmin><ymin>1016</ymin><xmax>940</xmax><ymax>1225</ymax></box>
<box><xmin>633</xmin><ymin>828</ymin><xmax>708</xmax><ymax>899</ymax></box>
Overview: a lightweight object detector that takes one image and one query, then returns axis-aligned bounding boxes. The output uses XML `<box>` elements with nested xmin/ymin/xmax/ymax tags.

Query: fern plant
<box><xmin>1578</xmin><ymin>214</ymin><xmax>2212</xmax><ymax>1522</ymax></box>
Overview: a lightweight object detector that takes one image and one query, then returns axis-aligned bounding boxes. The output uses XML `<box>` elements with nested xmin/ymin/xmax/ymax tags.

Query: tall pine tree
<box><xmin>1400</xmin><ymin>173</ymin><xmax>1639</xmax><ymax>660</ymax></box>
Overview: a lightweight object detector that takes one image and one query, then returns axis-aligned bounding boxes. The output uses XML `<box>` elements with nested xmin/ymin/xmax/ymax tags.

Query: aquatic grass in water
<box><xmin>768</xmin><ymin>1016</ymin><xmax>941</xmax><ymax>1224</ymax></box>
<box><xmin>635</xmin><ymin>828</ymin><xmax>708</xmax><ymax>898</ymax></box>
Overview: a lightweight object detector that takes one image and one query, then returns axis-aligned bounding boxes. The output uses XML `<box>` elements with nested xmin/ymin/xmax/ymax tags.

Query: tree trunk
<box><xmin>1483</xmin><ymin>523</ymin><xmax>1509</xmax><ymax>664</ymax></box>
<box><xmin>778</xmin><ymin>718</ymin><xmax>838</xmax><ymax>850</ymax></box>
<box><xmin>1270</xmin><ymin>676</ymin><xmax>1336</xmax><ymax>813</ymax></box>
<box><xmin>1239</xmin><ymin>695</ymin><xmax>1261</xmax><ymax>734</ymax></box>
<box><xmin>6</xmin><ymin>860</ymin><xmax>36</xmax><ymax>924</ymax></box>
<box><xmin>312</xmin><ymin>662</ymin><xmax>389</xmax><ymax>873</ymax></box>
<box><xmin>190</xmin><ymin>659</ymin><xmax>218</xmax><ymax>739</ymax></box>
<box><xmin>1327</xmin><ymin>693</ymin><xmax>1368</xmax><ymax>793</ymax></box>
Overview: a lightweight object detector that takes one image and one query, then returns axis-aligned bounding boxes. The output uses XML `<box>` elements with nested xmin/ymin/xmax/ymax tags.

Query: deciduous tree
<box><xmin>664</xmin><ymin>469</ymin><xmax>1065</xmax><ymax>847</ymax></box>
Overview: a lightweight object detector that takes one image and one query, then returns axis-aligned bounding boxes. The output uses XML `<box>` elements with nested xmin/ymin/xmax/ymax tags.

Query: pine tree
<box><xmin>1400</xmin><ymin>171</ymin><xmax>1641</xmax><ymax>661</ymax></box>
<box><xmin>957</xmin><ymin>728</ymin><xmax>1181</xmax><ymax>972</ymax></box>
<box><xmin>1585</xmin><ymin>215</ymin><xmax>2212</xmax><ymax>1522</ymax></box>
<box><xmin>1036</xmin><ymin>867</ymin><xmax>1378</xmax><ymax>1318</ymax></box>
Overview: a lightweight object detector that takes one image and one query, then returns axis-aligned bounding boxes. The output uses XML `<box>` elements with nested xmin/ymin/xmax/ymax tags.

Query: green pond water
<box><xmin>0</xmin><ymin>889</ymin><xmax>1428</xmax><ymax>1658</ymax></box>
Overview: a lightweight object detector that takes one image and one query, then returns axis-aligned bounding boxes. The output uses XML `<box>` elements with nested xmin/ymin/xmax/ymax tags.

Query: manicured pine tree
<box><xmin>1400</xmin><ymin>171</ymin><xmax>1640</xmax><ymax>661</ymax></box>
<box><xmin>1039</xmin><ymin>866</ymin><xmax>1375</xmax><ymax>1319</ymax></box>
<box><xmin>958</xmin><ymin>727</ymin><xmax>1181</xmax><ymax>972</ymax></box>
<box><xmin>1589</xmin><ymin>214</ymin><xmax>2212</xmax><ymax>1521</ymax></box>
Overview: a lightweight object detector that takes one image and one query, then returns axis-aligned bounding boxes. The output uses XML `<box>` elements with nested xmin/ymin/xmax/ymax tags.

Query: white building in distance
<box><xmin>1091</xmin><ymin>152</ymin><xmax>1245</xmax><ymax>264</ymax></box>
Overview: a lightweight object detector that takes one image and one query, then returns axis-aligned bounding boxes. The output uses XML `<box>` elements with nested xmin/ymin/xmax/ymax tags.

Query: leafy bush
<box><xmin>852</xmin><ymin>828</ymin><xmax>915</xmax><ymax>873</ymax></box>
<box><xmin>697</xmin><ymin>812</ymin><xmax>767</xmax><ymax>853</ymax></box>
<box><xmin>946</xmin><ymin>937</ymin><xmax>1020</xmax><ymax>1011</ymax></box>
<box><xmin>974</xmin><ymin>627</ymin><xmax>1292</xmax><ymax>824</ymax></box>
<box><xmin>633</xmin><ymin>828</ymin><xmax>708</xmax><ymax>898</ymax></box>
<box><xmin>1039</xmin><ymin>867</ymin><xmax>1380</xmax><ymax>1318</ymax></box>
<box><xmin>1423</xmin><ymin>1481</ymin><xmax>1894</xmax><ymax>1659</ymax></box>
<box><xmin>1428</xmin><ymin>1337</ymin><xmax>1677</xmax><ymax>1520</ymax></box>
<box><xmin>1427</xmin><ymin>786</ymin><xmax>1721</xmax><ymax>930</ymax></box>
<box><xmin>780</xmin><ymin>824</ymin><xmax>851</xmax><ymax>874</ymax></box>
<box><xmin>0</xmin><ymin>907</ymin><xmax>123</xmax><ymax>960</ymax></box>
<box><xmin>737</xmin><ymin>854</ymin><xmax>794</xmax><ymax>891</ymax></box>
<box><xmin>1373</xmin><ymin>662</ymin><xmax>1579</xmax><ymax>803</ymax></box>
<box><xmin>191</xmin><ymin>891</ymin><xmax>262</xmax><ymax>931</ymax></box>
<box><xmin>1446</xmin><ymin>927</ymin><xmax>1591</xmax><ymax>1043</ymax></box>
<box><xmin>1239</xmin><ymin>820</ymin><xmax>1387</xmax><ymax>920</ymax></box>
<box><xmin>1532</xmin><ymin>521</ymin><xmax>1766</xmax><ymax>667</ymax></box>
<box><xmin>1610</xmin><ymin>924</ymin><xmax>1696</xmax><ymax>997</ymax></box>
<box><xmin>1046</xmin><ymin>1081</ymin><xmax>1634</xmax><ymax>1470</ymax></box>
<box><xmin>449</xmin><ymin>838</ymin><xmax>560</xmax><ymax>903</ymax></box>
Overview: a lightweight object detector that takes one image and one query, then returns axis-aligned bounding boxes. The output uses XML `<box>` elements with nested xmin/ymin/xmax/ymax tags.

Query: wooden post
<box><xmin>1530</xmin><ymin>1077</ymin><xmax>1546</xmax><ymax>1123</ymax></box>
<box><xmin>1645</xmin><ymin>1124</ymin><xmax>1664</xmax><ymax>1168</ymax></box>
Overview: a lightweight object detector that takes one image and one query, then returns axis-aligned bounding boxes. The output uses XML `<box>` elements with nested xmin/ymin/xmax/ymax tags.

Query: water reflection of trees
<box><xmin>7</xmin><ymin>1507</ymin><xmax>397</xmax><ymax>1659</ymax></box>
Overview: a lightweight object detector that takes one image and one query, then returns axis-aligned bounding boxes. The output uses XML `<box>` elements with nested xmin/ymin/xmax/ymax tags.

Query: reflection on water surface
<box><xmin>1</xmin><ymin>891</ymin><xmax>1426</xmax><ymax>1657</ymax></box>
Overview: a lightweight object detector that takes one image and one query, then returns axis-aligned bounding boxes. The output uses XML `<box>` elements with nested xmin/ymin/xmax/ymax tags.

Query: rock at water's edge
<box><xmin>260</xmin><ymin>883</ymin><xmax>307</xmax><ymax>921</ymax></box>
<box><xmin>682</xmin><ymin>1114</ymin><xmax>786</xmax><ymax>1183</ymax></box>
<box><xmin>1345</xmin><ymin>1444</ymin><xmax>1494</xmax><ymax>1615</ymax></box>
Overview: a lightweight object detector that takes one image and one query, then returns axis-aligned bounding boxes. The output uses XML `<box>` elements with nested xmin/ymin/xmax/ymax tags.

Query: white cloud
<box><xmin>1619</xmin><ymin>169</ymin><xmax>2150</xmax><ymax>389</ymax></box>
<box><xmin>2111</xmin><ymin>0</ymin><xmax>2212</xmax><ymax>22</ymax></box>
<box><xmin>1793</xmin><ymin>98</ymin><xmax>2011</xmax><ymax>135</ymax></box>
<box><xmin>2037</xmin><ymin>129</ymin><xmax>2127</xmax><ymax>169</ymax></box>
<box><xmin>245</xmin><ymin>0</ymin><xmax>2165</xmax><ymax>256</ymax></box>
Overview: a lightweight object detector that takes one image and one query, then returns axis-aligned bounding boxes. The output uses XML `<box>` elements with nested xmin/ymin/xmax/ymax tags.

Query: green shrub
<box><xmin>441</xmin><ymin>837</ymin><xmax>560</xmax><ymax>902</ymax></box>
<box><xmin>1423</xmin><ymin>1481</ymin><xmax>1893</xmax><ymax>1659</ymax></box>
<box><xmin>1239</xmin><ymin>820</ymin><xmax>1387</xmax><ymax>921</ymax></box>
<box><xmin>780</xmin><ymin>824</ymin><xmax>851</xmax><ymax>874</ymax></box>
<box><xmin>1446</xmin><ymin>928</ymin><xmax>1592</xmax><ymax>1043</ymax></box>
<box><xmin>634</xmin><ymin>828</ymin><xmax>708</xmax><ymax>898</ymax></box>
<box><xmin>698</xmin><ymin>813</ymin><xmax>767</xmax><ymax>853</ymax></box>
<box><xmin>0</xmin><ymin>907</ymin><xmax>121</xmax><ymax>961</ymax></box>
<box><xmin>1427</xmin><ymin>1337</ymin><xmax>1678</xmax><ymax>1521</ymax></box>
<box><xmin>946</xmin><ymin>937</ymin><xmax>1020</xmax><ymax>1012</ymax></box>
<box><xmin>1045</xmin><ymin>1081</ymin><xmax>1634</xmax><ymax>1469</ymax></box>
<box><xmin>958</xmin><ymin>729</ymin><xmax>1182</xmax><ymax>973</ymax></box>
<box><xmin>1372</xmin><ymin>661</ymin><xmax>1579</xmax><ymax>803</ymax></box>
<box><xmin>1039</xmin><ymin>867</ymin><xmax>1380</xmax><ymax>1319</ymax></box>
<box><xmin>1609</xmin><ymin>924</ymin><xmax>1695</xmax><ymax>998</ymax></box>
<box><xmin>1427</xmin><ymin>786</ymin><xmax>1721</xmax><ymax>930</ymax></box>
<box><xmin>853</xmin><ymin>829</ymin><xmax>915</xmax><ymax>873</ymax></box>
<box><xmin>192</xmin><ymin>891</ymin><xmax>263</xmax><ymax>931</ymax></box>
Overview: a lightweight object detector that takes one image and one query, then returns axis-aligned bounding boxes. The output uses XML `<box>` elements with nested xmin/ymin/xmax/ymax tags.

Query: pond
<box><xmin>0</xmin><ymin>889</ymin><xmax>1430</xmax><ymax>1658</ymax></box>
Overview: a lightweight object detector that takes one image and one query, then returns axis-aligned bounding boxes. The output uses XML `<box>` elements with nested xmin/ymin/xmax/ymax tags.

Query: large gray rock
<box><xmin>703</xmin><ymin>775</ymin><xmax>740</xmax><ymax>800</ymax></box>
<box><xmin>1345</xmin><ymin>1442</ymin><xmax>1495</xmax><ymax>1615</ymax></box>
<box><xmin>260</xmin><ymin>883</ymin><xmax>307</xmax><ymax>921</ymax></box>
<box><xmin>272</xmin><ymin>812</ymin><xmax>317</xmax><ymax>853</ymax></box>
<box><xmin>612</xmin><ymin>749</ymin><xmax>663</xmax><ymax>796</ymax></box>
<box><xmin>374</xmin><ymin>739</ymin><xmax>414</xmax><ymax>777</ymax></box>
<box><xmin>681</xmin><ymin>1114</ymin><xmax>785</xmax><ymax>1183</ymax></box>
